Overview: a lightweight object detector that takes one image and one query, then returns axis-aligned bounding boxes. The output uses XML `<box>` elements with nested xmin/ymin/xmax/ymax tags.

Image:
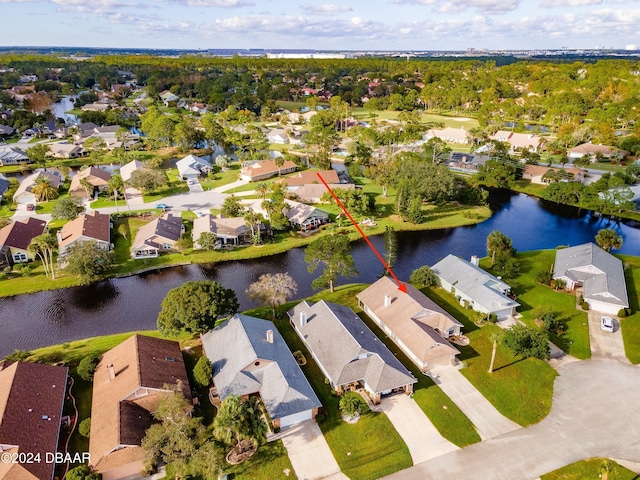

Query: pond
<box><xmin>1</xmin><ymin>191</ymin><xmax>639</xmax><ymax>356</ymax></box>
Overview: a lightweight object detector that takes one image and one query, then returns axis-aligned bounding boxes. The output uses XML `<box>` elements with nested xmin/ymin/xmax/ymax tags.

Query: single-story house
<box><xmin>81</xmin><ymin>102</ymin><xmax>111</xmax><ymax>112</ymax></box>
<box><xmin>267</xmin><ymin>128</ymin><xmax>289</xmax><ymax>144</ymax></box>
<box><xmin>357</xmin><ymin>276</ymin><xmax>462</xmax><ymax>372</ymax></box>
<box><xmin>288</xmin><ymin>300</ymin><xmax>416</xmax><ymax>404</ymax></box>
<box><xmin>130</xmin><ymin>213</ymin><xmax>184</xmax><ymax>258</ymax></box>
<box><xmin>0</xmin><ymin>361</ymin><xmax>68</xmax><ymax>480</ymax></box>
<box><xmin>522</xmin><ymin>164</ymin><xmax>586</xmax><ymax>184</ymax></box>
<box><xmin>0</xmin><ymin>124</ymin><xmax>15</xmax><ymax>136</ymax></box>
<box><xmin>489</xmin><ymin>131</ymin><xmax>544</xmax><ymax>153</ymax></box>
<box><xmin>568</xmin><ymin>143</ymin><xmax>627</xmax><ymax>162</ymax></box>
<box><xmin>431</xmin><ymin>254</ymin><xmax>520</xmax><ymax>319</ymax></box>
<box><xmin>13</xmin><ymin>170</ymin><xmax>63</xmax><ymax>204</ymax></box>
<box><xmin>192</xmin><ymin>214</ymin><xmax>268</xmax><ymax>247</ymax></box>
<box><xmin>284</xmin><ymin>200</ymin><xmax>330</xmax><ymax>230</ymax></box>
<box><xmin>202</xmin><ymin>314</ymin><xmax>322</xmax><ymax>429</ymax></box>
<box><xmin>281</xmin><ymin>169</ymin><xmax>341</xmax><ymax>187</ymax></box>
<box><xmin>188</xmin><ymin>102</ymin><xmax>208</xmax><ymax>114</ymax></box>
<box><xmin>553</xmin><ymin>243</ymin><xmax>629</xmax><ymax>315</ymax></box>
<box><xmin>89</xmin><ymin>335</ymin><xmax>191</xmax><ymax>480</ymax></box>
<box><xmin>0</xmin><ymin>176</ymin><xmax>9</xmax><ymax>203</ymax></box>
<box><xmin>0</xmin><ymin>146</ymin><xmax>28</xmax><ymax>166</ymax></box>
<box><xmin>176</xmin><ymin>154</ymin><xmax>211</xmax><ymax>180</ymax></box>
<box><xmin>119</xmin><ymin>159</ymin><xmax>143</xmax><ymax>182</ymax></box>
<box><xmin>57</xmin><ymin>211</ymin><xmax>111</xmax><ymax>260</ymax></box>
<box><xmin>424</xmin><ymin>127</ymin><xmax>471</xmax><ymax>145</ymax></box>
<box><xmin>0</xmin><ymin>217</ymin><xmax>47</xmax><ymax>267</ymax></box>
<box><xmin>159</xmin><ymin>90</ymin><xmax>179</xmax><ymax>106</ymax></box>
<box><xmin>446</xmin><ymin>151</ymin><xmax>489</xmax><ymax>173</ymax></box>
<box><xmin>69</xmin><ymin>166</ymin><xmax>112</xmax><ymax>198</ymax></box>
<box><xmin>240</xmin><ymin>159</ymin><xmax>297</xmax><ymax>182</ymax></box>
<box><xmin>286</xmin><ymin>183</ymin><xmax>354</xmax><ymax>203</ymax></box>
<box><xmin>47</xmin><ymin>143</ymin><xmax>87</xmax><ymax>159</ymax></box>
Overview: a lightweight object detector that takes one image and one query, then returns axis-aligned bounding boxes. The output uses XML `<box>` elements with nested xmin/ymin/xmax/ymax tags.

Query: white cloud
<box><xmin>301</xmin><ymin>4</ymin><xmax>353</xmax><ymax>15</ymax></box>
<box><xmin>177</xmin><ymin>0</ymin><xmax>254</xmax><ymax>6</ymax></box>
<box><xmin>391</xmin><ymin>0</ymin><xmax>437</xmax><ymax>4</ymax></box>
<box><xmin>392</xmin><ymin>0</ymin><xmax>518</xmax><ymax>13</ymax></box>
<box><xmin>540</xmin><ymin>0</ymin><xmax>602</xmax><ymax>7</ymax></box>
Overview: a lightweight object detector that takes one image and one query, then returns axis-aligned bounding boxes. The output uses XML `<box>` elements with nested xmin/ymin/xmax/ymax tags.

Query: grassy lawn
<box><xmin>620</xmin><ymin>255</ymin><xmax>640</xmax><ymax>364</ymax></box>
<box><xmin>200</xmin><ymin>164</ymin><xmax>242</xmax><ymax>191</ymax></box>
<box><xmin>142</xmin><ymin>168</ymin><xmax>189</xmax><ymax>203</ymax></box>
<box><xmin>424</xmin><ymin>286</ymin><xmax>557</xmax><ymax>426</ymax></box>
<box><xmin>541</xmin><ymin>458</ymin><xmax>639</xmax><ymax>480</ymax></box>
<box><xmin>512</xmin><ymin>179</ymin><xmax>549</xmax><ymax>197</ymax></box>
<box><xmin>483</xmin><ymin>251</ymin><xmax>591</xmax><ymax>360</ymax></box>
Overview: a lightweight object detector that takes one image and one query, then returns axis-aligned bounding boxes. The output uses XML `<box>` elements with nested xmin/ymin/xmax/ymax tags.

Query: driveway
<box><xmin>429</xmin><ymin>365</ymin><xmax>520</xmax><ymax>440</ymax></box>
<box><xmin>385</xmin><ymin>359</ymin><xmax>640</xmax><ymax>480</ymax></box>
<box><xmin>380</xmin><ymin>394</ymin><xmax>458</xmax><ymax>464</ymax></box>
<box><xmin>278</xmin><ymin>420</ymin><xmax>347</xmax><ymax>480</ymax></box>
<box><xmin>588</xmin><ymin>311</ymin><xmax>629</xmax><ymax>362</ymax></box>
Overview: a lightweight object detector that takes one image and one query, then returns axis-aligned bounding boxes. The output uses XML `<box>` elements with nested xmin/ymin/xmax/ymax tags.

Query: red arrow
<box><xmin>316</xmin><ymin>172</ymin><xmax>406</xmax><ymax>293</ymax></box>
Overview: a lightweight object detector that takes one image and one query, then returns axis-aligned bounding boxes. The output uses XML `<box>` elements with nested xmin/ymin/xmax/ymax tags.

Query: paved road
<box><xmin>278</xmin><ymin>421</ymin><xmax>346</xmax><ymax>480</ymax></box>
<box><xmin>430</xmin><ymin>365</ymin><xmax>521</xmax><ymax>440</ymax></box>
<box><xmin>385</xmin><ymin>358</ymin><xmax>640</xmax><ymax>480</ymax></box>
<box><xmin>380</xmin><ymin>394</ymin><xmax>459</xmax><ymax>464</ymax></box>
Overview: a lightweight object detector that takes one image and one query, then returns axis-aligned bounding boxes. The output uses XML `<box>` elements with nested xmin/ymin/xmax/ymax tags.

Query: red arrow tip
<box><xmin>398</xmin><ymin>283</ymin><xmax>407</xmax><ymax>293</ymax></box>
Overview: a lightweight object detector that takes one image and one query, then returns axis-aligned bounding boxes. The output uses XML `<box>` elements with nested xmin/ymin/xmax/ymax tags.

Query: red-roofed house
<box><xmin>0</xmin><ymin>217</ymin><xmax>47</xmax><ymax>267</ymax></box>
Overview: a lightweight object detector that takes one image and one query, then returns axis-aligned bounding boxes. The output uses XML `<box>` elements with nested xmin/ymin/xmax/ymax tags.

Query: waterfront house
<box><xmin>130</xmin><ymin>213</ymin><xmax>183</xmax><ymax>258</ymax></box>
<box><xmin>0</xmin><ymin>217</ymin><xmax>47</xmax><ymax>267</ymax></box>
<box><xmin>13</xmin><ymin>170</ymin><xmax>63</xmax><ymax>204</ymax></box>
<box><xmin>57</xmin><ymin>211</ymin><xmax>111</xmax><ymax>261</ymax></box>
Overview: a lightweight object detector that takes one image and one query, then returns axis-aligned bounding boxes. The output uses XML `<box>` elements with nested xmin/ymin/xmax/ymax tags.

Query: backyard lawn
<box><xmin>541</xmin><ymin>458</ymin><xmax>638</xmax><ymax>480</ymax></box>
<box><xmin>620</xmin><ymin>254</ymin><xmax>640</xmax><ymax>364</ymax></box>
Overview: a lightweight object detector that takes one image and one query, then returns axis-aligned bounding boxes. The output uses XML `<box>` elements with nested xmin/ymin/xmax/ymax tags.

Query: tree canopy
<box><xmin>62</xmin><ymin>241</ymin><xmax>113</xmax><ymax>284</ymax></box>
<box><xmin>502</xmin><ymin>324</ymin><xmax>550</xmax><ymax>360</ymax></box>
<box><xmin>157</xmin><ymin>280</ymin><xmax>239</xmax><ymax>336</ymax></box>
<box><xmin>595</xmin><ymin>228</ymin><xmax>623</xmax><ymax>252</ymax></box>
<box><xmin>246</xmin><ymin>272</ymin><xmax>298</xmax><ymax>320</ymax></box>
<box><xmin>305</xmin><ymin>234</ymin><xmax>357</xmax><ymax>293</ymax></box>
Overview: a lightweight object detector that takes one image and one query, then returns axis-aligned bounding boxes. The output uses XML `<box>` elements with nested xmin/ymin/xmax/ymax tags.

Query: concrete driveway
<box><xmin>588</xmin><ymin>311</ymin><xmax>629</xmax><ymax>362</ymax></box>
<box><xmin>380</xmin><ymin>394</ymin><xmax>458</xmax><ymax>464</ymax></box>
<box><xmin>429</xmin><ymin>365</ymin><xmax>520</xmax><ymax>440</ymax></box>
<box><xmin>385</xmin><ymin>359</ymin><xmax>640</xmax><ymax>480</ymax></box>
<box><xmin>279</xmin><ymin>420</ymin><xmax>347</xmax><ymax>480</ymax></box>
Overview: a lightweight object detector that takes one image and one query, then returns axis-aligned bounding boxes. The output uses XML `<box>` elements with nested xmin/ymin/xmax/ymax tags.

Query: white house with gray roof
<box><xmin>176</xmin><ymin>154</ymin><xmax>211</xmax><ymax>180</ymax></box>
<box><xmin>553</xmin><ymin>243</ymin><xmax>629</xmax><ymax>315</ymax></box>
<box><xmin>432</xmin><ymin>255</ymin><xmax>520</xmax><ymax>319</ymax></box>
<box><xmin>288</xmin><ymin>300</ymin><xmax>416</xmax><ymax>404</ymax></box>
<box><xmin>201</xmin><ymin>314</ymin><xmax>321</xmax><ymax>430</ymax></box>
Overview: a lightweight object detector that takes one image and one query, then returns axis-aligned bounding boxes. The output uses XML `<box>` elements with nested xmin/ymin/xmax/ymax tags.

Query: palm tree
<box><xmin>254</xmin><ymin>182</ymin><xmax>269</xmax><ymax>200</ymax></box>
<box><xmin>274</xmin><ymin>156</ymin><xmax>285</xmax><ymax>176</ymax></box>
<box><xmin>595</xmin><ymin>228</ymin><xmax>623</xmax><ymax>252</ymax></box>
<box><xmin>31</xmin><ymin>177</ymin><xmax>58</xmax><ymax>202</ymax></box>
<box><xmin>488</xmin><ymin>330</ymin><xmax>503</xmax><ymax>374</ymax></box>
<box><xmin>107</xmin><ymin>175</ymin><xmax>125</xmax><ymax>214</ymax></box>
<box><xmin>28</xmin><ymin>234</ymin><xmax>57</xmax><ymax>280</ymax></box>
<box><xmin>213</xmin><ymin>395</ymin><xmax>267</xmax><ymax>454</ymax></box>
<box><xmin>79</xmin><ymin>177</ymin><xmax>94</xmax><ymax>198</ymax></box>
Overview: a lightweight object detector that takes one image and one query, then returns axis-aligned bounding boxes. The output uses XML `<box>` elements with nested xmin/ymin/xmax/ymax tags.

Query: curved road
<box><xmin>385</xmin><ymin>359</ymin><xmax>640</xmax><ymax>480</ymax></box>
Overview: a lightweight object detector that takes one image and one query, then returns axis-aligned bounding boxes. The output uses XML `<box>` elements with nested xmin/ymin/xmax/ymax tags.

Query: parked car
<box><xmin>601</xmin><ymin>316</ymin><xmax>615</xmax><ymax>333</ymax></box>
<box><xmin>187</xmin><ymin>179</ymin><xmax>196</xmax><ymax>185</ymax></box>
<box><xmin>155</xmin><ymin>203</ymin><xmax>169</xmax><ymax>211</ymax></box>
<box><xmin>26</xmin><ymin>204</ymin><xmax>35</xmax><ymax>211</ymax></box>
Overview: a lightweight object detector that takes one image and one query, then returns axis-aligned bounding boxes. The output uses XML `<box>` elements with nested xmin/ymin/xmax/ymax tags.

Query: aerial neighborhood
<box><xmin>1</xmin><ymin>50</ymin><xmax>640</xmax><ymax>480</ymax></box>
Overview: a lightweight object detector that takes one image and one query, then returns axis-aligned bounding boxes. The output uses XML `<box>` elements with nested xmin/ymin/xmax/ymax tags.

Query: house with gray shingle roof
<box><xmin>288</xmin><ymin>300</ymin><xmax>416</xmax><ymax>404</ymax></box>
<box><xmin>130</xmin><ymin>213</ymin><xmax>184</xmax><ymax>259</ymax></box>
<box><xmin>201</xmin><ymin>314</ymin><xmax>321</xmax><ymax>430</ymax></box>
<box><xmin>553</xmin><ymin>243</ymin><xmax>629</xmax><ymax>315</ymax></box>
<box><xmin>431</xmin><ymin>255</ymin><xmax>520</xmax><ymax>319</ymax></box>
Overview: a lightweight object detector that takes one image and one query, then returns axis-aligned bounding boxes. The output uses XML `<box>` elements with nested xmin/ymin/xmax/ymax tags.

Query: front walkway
<box><xmin>277</xmin><ymin>420</ymin><xmax>347</xmax><ymax>480</ymax></box>
<box><xmin>429</xmin><ymin>365</ymin><xmax>520</xmax><ymax>440</ymax></box>
<box><xmin>379</xmin><ymin>394</ymin><xmax>459</xmax><ymax>464</ymax></box>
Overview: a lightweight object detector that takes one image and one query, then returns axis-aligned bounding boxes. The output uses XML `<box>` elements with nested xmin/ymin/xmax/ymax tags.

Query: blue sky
<box><xmin>2</xmin><ymin>0</ymin><xmax>640</xmax><ymax>50</ymax></box>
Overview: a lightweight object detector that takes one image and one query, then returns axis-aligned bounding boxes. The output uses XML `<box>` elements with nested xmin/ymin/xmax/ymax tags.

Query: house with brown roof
<box><xmin>13</xmin><ymin>170</ymin><xmax>63</xmax><ymax>204</ymax></box>
<box><xmin>240</xmin><ymin>159</ymin><xmax>297</xmax><ymax>182</ymax></box>
<box><xmin>568</xmin><ymin>143</ymin><xmax>627</xmax><ymax>162</ymax></box>
<box><xmin>89</xmin><ymin>335</ymin><xmax>191</xmax><ymax>480</ymax></box>
<box><xmin>522</xmin><ymin>164</ymin><xmax>586</xmax><ymax>184</ymax></box>
<box><xmin>278</xmin><ymin>169</ymin><xmax>354</xmax><ymax>203</ymax></box>
<box><xmin>356</xmin><ymin>276</ymin><xmax>462</xmax><ymax>372</ymax></box>
<box><xmin>119</xmin><ymin>159</ymin><xmax>143</xmax><ymax>182</ymax></box>
<box><xmin>192</xmin><ymin>214</ymin><xmax>268</xmax><ymax>248</ymax></box>
<box><xmin>0</xmin><ymin>217</ymin><xmax>47</xmax><ymax>267</ymax></box>
<box><xmin>284</xmin><ymin>200</ymin><xmax>330</xmax><ymax>231</ymax></box>
<box><xmin>131</xmin><ymin>213</ymin><xmax>184</xmax><ymax>258</ymax></box>
<box><xmin>69</xmin><ymin>166</ymin><xmax>112</xmax><ymax>198</ymax></box>
<box><xmin>48</xmin><ymin>143</ymin><xmax>87</xmax><ymax>159</ymax></box>
<box><xmin>0</xmin><ymin>361</ymin><xmax>68</xmax><ymax>480</ymax></box>
<box><xmin>57</xmin><ymin>211</ymin><xmax>111</xmax><ymax>261</ymax></box>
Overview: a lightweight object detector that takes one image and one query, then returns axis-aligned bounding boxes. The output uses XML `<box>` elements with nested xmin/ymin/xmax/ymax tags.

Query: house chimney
<box><xmin>471</xmin><ymin>255</ymin><xmax>479</xmax><ymax>266</ymax></box>
<box><xmin>266</xmin><ymin>330</ymin><xmax>274</xmax><ymax>344</ymax></box>
<box><xmin>107</xmin><ymin>363</ymin><xmax>115</xmax><ymax>381</ymax></box>
<box><xmin>300</xmin><ymin>311</ymin><xmax>307</xmax><ymax>327</ymax></box>
<box><xmin>56</xmin><ymin>230</ymin><xmax>62</xmax><ymax>243</ymax></box>
<box><xmin>384</xmin><ymin>295</ymin><xmax>391</xmax><ymax>307</ymax></box>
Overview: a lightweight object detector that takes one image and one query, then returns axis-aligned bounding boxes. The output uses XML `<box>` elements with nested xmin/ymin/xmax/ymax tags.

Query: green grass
<box><xmin>512</xmin><ymin>179</ymin><xmax>549</xmax><ymax>197</ymax></box>
<box><xmin>485</xmin><ymin>251</ymin><xmax>591</xmax><ymax>360</ymax></box>
<box><xmin>200</xmin><ymin>164</ymin><xmax>242</xmax><ymax>191</ymax></box>
<box><xmin>620</xmin><ymin>255</ymin><xmax>640</xmax><ymax>364</ymax></box>
<box><xmin>226</xmin><ymin>440</ymin><xmax>294</xmax><ymax>480</ymax></box>
<box><xmin>541</xmin><ymin>458</ymin><xmax>639</xmax><ymax>480</ymax></box>
<box><xmin>142</xmin><ymin>168</ymin><xmax>189</xmax><ymax>202</ymax></box>
<box><xmin>423</xmin><ymin>286</ymin><xmax>557</xmax><ymax>426</ymax></box>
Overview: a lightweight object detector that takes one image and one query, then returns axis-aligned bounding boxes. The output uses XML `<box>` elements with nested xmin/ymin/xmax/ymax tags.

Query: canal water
<box><xmin>1</xmin><ymin>191</ymin><xmax>639</xmax><ymax>356</ymax></box>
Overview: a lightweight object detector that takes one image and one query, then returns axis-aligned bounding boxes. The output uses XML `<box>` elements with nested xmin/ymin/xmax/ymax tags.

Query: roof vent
<box><xmin>300</xmin><ymin>311</ymin><xmax>307</xmax><ymax>327</ymax></box>
<box><xmin>266</xmin><ymin>329</ymin><xmax>274</xmax><ymax>344</ymax></box>
<box><xmin>384</xmin><ymin>295</ymin><xmax>391</xmax><ymax>307</ymax></box>
<box><xmin>42</xmin><ymin>415</ymin><xmax>48</xmax><ymax>420</ymax></box>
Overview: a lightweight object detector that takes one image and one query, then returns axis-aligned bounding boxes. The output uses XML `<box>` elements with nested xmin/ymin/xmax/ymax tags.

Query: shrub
<box><xmin>582</xmin><ymin>301</ymin><xmax>590</xmax><ymax>310</ymax></box>
<box><xmin>78</xmin><ymin>418</ymin><xmax>91</xmax><ymax>438</ymax></box>
<box><xmin>339</xmin><ymin>392</ymin><xmax>367</xmax><ymax>418</ymax></box>
<box><xmin>77</xmin><ymin>355</ymin><xmax>99</xmax><ymax>382</ymax></box>
<box><xmin>65</xmin><ymin>464</ymin><xmax>100</xmax><ymax>480</ymax></box>
<box><xmin>3</xmin><ymin>349</ymin><xmax>31</xmax><ymax>362</ymax></box>
<box><xmin>192</xmin><ymin>356</ymin><xmax>212</xmax><ymax>388</ymax></box>
<box><xmin>410</xmin><ymin>266</ymin><xmax>439</xmax><ymax>287</ymax></box>
<box><xmin>536</xmin><ymin>270</ymin><xmax>552</xmax><ymax>285</ymax></box>
<box><xmin>502</xmin><ymin>324</ymin><xmax>550</xmax><ymax>360</ymax></box>
<box><xmin>618</xmin><ymin>308</ymin><xmax>629</xmax><ymax>318</ymax></box>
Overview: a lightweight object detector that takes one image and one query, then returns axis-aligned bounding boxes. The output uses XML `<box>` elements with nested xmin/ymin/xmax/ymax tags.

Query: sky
<box><xmin>2</xmin><ymin>0</ymin><xmax>640</xmax><ymax>51</ymax></box>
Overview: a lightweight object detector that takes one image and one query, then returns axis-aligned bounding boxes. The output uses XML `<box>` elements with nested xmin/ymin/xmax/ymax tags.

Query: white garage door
<box><xmin>279</xmin><ymin>409</ymin><xmax>313</xmax><ymax>429</ymax></box>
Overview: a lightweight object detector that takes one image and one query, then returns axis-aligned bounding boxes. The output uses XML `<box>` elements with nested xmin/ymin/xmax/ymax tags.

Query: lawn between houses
<box><xmin>619</xmin><ymin>254</ymin><xmax>640</xmax><ymax>364</ymax></box>
<box><xmin>540</xmin><ymin>458</ymin><xmax>638</xmax><ymax>480</ymax></box>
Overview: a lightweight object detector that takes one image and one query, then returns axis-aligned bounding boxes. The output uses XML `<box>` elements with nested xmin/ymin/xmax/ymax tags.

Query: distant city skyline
<box><xmin>2</xmin><ymin>0</ymin><xmax>640</xmax><ymax>51</ymax></box>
